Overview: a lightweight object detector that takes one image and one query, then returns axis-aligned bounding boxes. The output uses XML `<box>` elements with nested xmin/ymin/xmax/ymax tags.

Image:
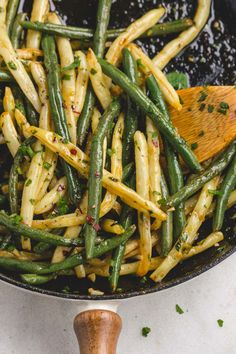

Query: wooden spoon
<box><xmin>169</xmin><ymin>86</ymin><xmax>236</xmax><ymax>163</ymax></box>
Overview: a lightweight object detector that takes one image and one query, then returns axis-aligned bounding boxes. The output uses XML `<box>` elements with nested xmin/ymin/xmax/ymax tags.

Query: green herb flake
<box><xmin>208</xmin><ymin>105</ymin><xmax>214</xmax><ymax>113</ymax></box>
<box><xmin>20</xmin><ymin>145</ymin><xmax>35</xmax><ymax>158</ymax></box>
<box><xmin>107</xmin><ymin>148</ymin><xmax>116</xmax><ymax>157</ymax></box>
<box><xmin>176</xmin><ymin>304</ymin><xmax>184</xmax><ymax>314</ymax></box>
<box><xmin>57</xmin><ymin>197</ymin><xmax>69</xmax><ymax>215</ymax></box>
<box><xmin>219</xmin><ymin>102</ymin><xmax>229</xmax><ymax>110</ymax></box>
<box><xmin>199</xmin><ymin>103</ymin><xmax>206</xmax><ymax>112</ymax></box>
<box><xmin>208</xmin><ymin>189</ymin><xmax>223</xmax><ymax>196</ymax></box>
<box><xmin>10</xmin><ymin>214</ymin><xmax>22</xmax><ymax>225</ymax></box>
<box><xmin>152</xmin><ymin>131</ymin><xmax>158</xmax><ymax>139</ymax></box>
<box><xmin>137</xmin><ymin>59</ymin><xmax>145</xmax><ymax>68</ymax></box>
<box><xmin>198</xmin><ymin>90</ymin><xmax>208</xmax><ymax>102</ymax></box>
<box><xmin>142</xmin><ymin>327</ymin><xmax>151</xmax><ymax>337</ymax></box>
<box><xmin>191</xmin><ymin>142</ymin><xmax>198</xmax><ymax>150</ymax></box>
<box><xmin>61</xmin><ymin>58</ymin><xmax>80</xmax><ymax>72</ymax></box>
<box><xmin>8</xmin><ymin>61</ymin><xmax>17</xmax><ymax>70</ymax></box>
<box><xmin>90</xmin><ymin>68</ymin><xmax>97</xmax><ymax>75</ymax></box>
<box><xmin>217</xmin><ymin>319</ymin><xmax>224</xmax><ymax>327</ymax></box>
<box><xmin>29</xmin><ymin>198</ymin><xmax>35</xmax><ymax>205</ymax></box>
<box><xmin>25</xmin><ymin>178</ymin><xmax>32</xmax><ymax>187</ymax></box>
<box><xmin>62</xmin><ymin>74</ymin><xmax>71</xmax><ymax>81</ymax></box>
<box><xmin>217</xmin><ymin>108</ymin><xmax>227</xmax><ymax>115</ymax></box>
<box><xmin>43</xmin><ymin>162</ymin><xmax>52</xmax><ymax>170</ymax></box>
<box><xmin>15</xmin><ymin>102</ymin><xmax>25</xmax><ymax>114</ymax></box>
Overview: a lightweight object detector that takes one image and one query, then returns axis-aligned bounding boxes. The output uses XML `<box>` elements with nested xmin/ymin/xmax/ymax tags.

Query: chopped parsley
<box><xmin>10</xmin><ymin>214</ymin><xmax>22</xmax><ymax>225</ymax></box>
<box><xmin>191</xmin><ymin>142</ymin><xmax>198</xmax><ymax>150</ymax></box>
<box><xmin>219</xmin><ymin>102</ymin><xmax>229</xmax><ymax>110</ymax></box>
<box><xmin>208</xmin><ymin>189</ymin><xmax>223</xmax><ymax>196</ymax></box>
<box><xmin>20</xmin><ymin>145</ymin><xmax>35</xmax><ymax>158</ymax></box>
<box><xmin>152</xmin><ymin>131</ymin><xmax>158</xmax><ymax>139</ymax></box>
<box><xmin>8</xmin><ymin>61</ymin><xmax>17</xmax><ymax>70</ymax></box>
<box><xmin>15</xmin><ymin>102</ymin><xmax>25</xmax><ymax>114</ymax></box>
<box><xmin>176</xmin><ymin>304</ymin><xmax>184</xmax><ymax>314</ymax></box>
<box><xmin>217</xmin><ymin>319</ymin><xmax>224</xmax><ymax>327</ymax></box>
<box><xmin>107</xmin><ymin>148</ymin><xmax>116</xmax><ymax>156</ymax></box>
<box><xmin>90</xmin><ymin>68</ymin><xmax>97</xmax><ymax>75</ymax></box>
<box><xmin>218</xmin><ymin>102</ymin><xmax>230</xmax><ymax>115</ymax></box>
<box><xmin>43</xmin><ymin>162</ymin><xmax>52</xmax><ymax>170</ymax></box>
<box><xmin>199</xmin><ymin>103</ymin><xmax>206</xmax><ymax>111</ymax></box>
<box><xmin>29</xmin><ymin>198</ymin><xmax>35</xmax><ymax>205</ymax></box>
<box><xmin>198</xmin><ymin>90</ymin><xmax>208</xmax><ymax>102</ymax></box>
<box><xmin>142</xmin><ymin>327</ymin><xmax>151</xmax><ymax>337</ymax></box>
<box><xmin>137</xmin><ymin>59</ymin><xmax>145</xmax><ymax>69</ymax></box>
<box><xmin>57</xmin><ymin>197</ymin><xmax>69</xmax><ymax>215</ymax></box>
<box><xmin>208</xmin><ymin>104</ymin><xmax>214</xmax><ymax>113</ymax></box>
<box><xmin>61</xmin><ymin>58</ymin><xmax>80</xmax><ymax>71</ymax></box>
<box><xmin>62</xmin><ymin>74</ymin><xmax>71</xmax><ymax>81</ymax></box>
<box><xmin>25</xmin><ymin>178</ymin><xmax>32</xmax><ymax>187</ymax></box>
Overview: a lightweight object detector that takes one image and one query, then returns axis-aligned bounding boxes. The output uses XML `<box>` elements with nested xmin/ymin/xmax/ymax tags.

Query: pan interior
<box><xmin>1</xmin><ymin>0</ymin><xmax>236</xmax><ymax>299</ymax></box>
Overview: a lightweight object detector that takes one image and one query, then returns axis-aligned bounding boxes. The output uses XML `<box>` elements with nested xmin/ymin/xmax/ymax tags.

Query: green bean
<box><xmin>85</xmin><ymin>98</ymin><xmax>121</xmax><ymax>259</ymax></box>
<box><xmin>122</xmin><ymin>162</ymin><xmax>134</xmax><ymax>182</ymax></box>
<box><xmin>146</xmin><ymin>75</ymin><xmax>186</xmax><ymax>240</ymax></box>
<box><xmin>0</xmin><ymin>211</ymin><xmax>84</xmax><ymax>247</ymax></box>
<box><xmin>6</xmin><ymin>0</ymin><xmax>20</xmax><ymax>36</ymax></box>
<box><xmin>93</xmin><ymin>0</ymin><xmax>112</xmax><ymax>58</ymax></box>
<box><xmin>21</xmin><ymin>18</ymin><xmax>193</xmax><ymax>40</ymax></box>
<box><xmin>77</xmin><ymin>85</ymin><xmax>95</xmax><ymax>147</ymax></box>
<box><xmin>0</xmin><ymin>70</ymin><xmax>14</xmax><ymax>82</ymax></box>
<box><xmin>42</xmin><ymin>35</ymin><xmax>82</xmax><ymax>205</ymax></box>
<box><xmin>77</xmin><ymin>0</ymin><xmax>111</xmax><ymax>147</ymax></box>
<box><xmin>98</xmin><ymin>59</ymin><xmax>201</xmax><ymax>173</ymax></box>
<box><xmin>10</xmin><ymin>13</ymin><xmax>27</xmax><ymax>49</ymax></box>
<box><xmin>160</xmin><ymin>173</ymin><xmax>173</xmax><ymax>256</ymax></box>
<box><xmin>122</xmin><ymin>48</ymin><xmax>138</xmax><ymax>167</ymax></box>
<box><xmin>33</xmin><ymin>228</ymin><xmax>65</xmax><ymax>254</ymax></box>
<box><xmin>0</xmin><ymin>225</ymin><xmax>136</xmax><ymax>274</ymax></box>
<box><xmin>163</xmin><ymin>141</ymin><xmax>236</xmax><ymax>208</ymax></box>
<box><xmin>33</xmin><ymin>242</ymin><xmax>53</xmax><ymax>255</ymax></box>
<box><xmin>21</xmin><ymin>274</ymin><xmax>57</xmax><ymax>285</ymax></box>
<box><xmin>9</xmin><ymin>137</ymin><xmax>36</xmax><ymax>214</ymax></box>
<box><xmin>213</xmin><ymin>154</ymin><xmax>236</xmax><ymax>231</ymax></box>
<box><xmin>109</xmin><ymin>175</ymin><xmax>136</xmax><ymax>291</ymax></box>
<box><xmin>25</xmin><ymin>97</ymin><xmax>39</xmax><ymax>127</ymax></box>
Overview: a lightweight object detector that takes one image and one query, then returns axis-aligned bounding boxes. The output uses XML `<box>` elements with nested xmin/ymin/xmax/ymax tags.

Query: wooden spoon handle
<box><xmin>74</xmin><ymin>309</ymin><xmax>122</xmax><ymax>354</ymax></box>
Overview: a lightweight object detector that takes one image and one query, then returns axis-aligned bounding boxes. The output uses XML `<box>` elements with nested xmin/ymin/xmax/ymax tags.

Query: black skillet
<box><xmin>0</xmin><ymin>0</ymin><xmax>236</xmax><ymax>353</ymax></box>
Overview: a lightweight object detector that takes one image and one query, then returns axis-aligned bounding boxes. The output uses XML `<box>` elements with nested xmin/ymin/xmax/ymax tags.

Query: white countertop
<box><xmin>0</xmin><ymin>253</ymin><xmax>236</xmax><ymax>354</ymax></box>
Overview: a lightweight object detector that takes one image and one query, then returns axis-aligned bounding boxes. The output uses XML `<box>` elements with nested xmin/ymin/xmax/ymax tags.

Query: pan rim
<box><xmin>0</xmin><ymin>244</ymin><xmax>235</xmax><ymax>301</ymax></box>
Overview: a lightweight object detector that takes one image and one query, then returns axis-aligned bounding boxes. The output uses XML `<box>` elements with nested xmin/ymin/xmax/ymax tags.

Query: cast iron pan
<box><xmin>1</xmin><ymin>0</ymin><xmax>236</xmax><ymax>301</ymax></box>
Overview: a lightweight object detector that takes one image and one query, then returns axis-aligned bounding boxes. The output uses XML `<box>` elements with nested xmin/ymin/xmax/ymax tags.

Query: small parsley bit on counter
<box><xmin>217</xmin><ymin>319</ymin><xmax>224</xmax><ymax>327</ymax></box>
<box><xmin>176</xmin><ymin>304</ymin><xmax>184</xmax><ymax>314</ymax></box>
<box><xmin>142</xmin><ymin>327</ymin><xmax>151</xmax><ymax>337</ymax></box>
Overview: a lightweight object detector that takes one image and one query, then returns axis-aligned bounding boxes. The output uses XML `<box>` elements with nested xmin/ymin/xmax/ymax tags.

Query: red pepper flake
<box><xmin>53</xmin><ymin>136</ymin><xmax>58</xmax><ymax>143</ymax></box>
<box><xmin>152</xmin><ymin>139</ymin><xmax>159</xmax><ymax>148</ymax></box>
<box><xmin>94</xmin><ymin>171</ymin><xmax>100</xmax><ymax>177</ymax></box>
<box><xmin>70</xmin><ymin>148</ymin><xmax>77</xmax><ymax>155</ymax></box>
<box><xmin>93</xmin><ymin>223</ymin><xmax>101</xmax><ymax>232</ymax></box>
<box><xmin>72</xmin><ymin>106</ymin><xmax>80</xmax><ymax>115</ymax></box>
<box><xmin>86</xmin><ymin>215</ymin><xmax>95</xmax><ymax>225</ymax></box>
<box><xmin>77</xmin><ymin>205</ymin><xmax>83</xmax><ymax>214</ymax></box>
<box><xmin>57</xmin><ymin>184</ymin><xmax>65</xmax><ymax>192</ymax></box>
